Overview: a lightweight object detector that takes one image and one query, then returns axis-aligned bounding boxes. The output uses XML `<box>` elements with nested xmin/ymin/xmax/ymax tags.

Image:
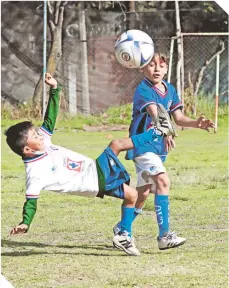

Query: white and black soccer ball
<box><xmin>115</xmin><ymin>29</ymin><xmax>154</xmax><ymax>69</ymax></box>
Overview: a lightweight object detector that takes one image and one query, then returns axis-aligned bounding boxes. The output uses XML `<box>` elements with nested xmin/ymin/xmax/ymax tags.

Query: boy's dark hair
<box><xmin>153</xmin><ymin>51</ymin><xmax>169</xmax><ymax>65</ymax></box>
<box><xmin>5</xmin><ymin>121</ymin><xmax>34</xmax><ymax>156</ymax></box>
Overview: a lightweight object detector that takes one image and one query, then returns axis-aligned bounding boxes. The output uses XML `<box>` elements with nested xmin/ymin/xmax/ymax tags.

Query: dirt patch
<box><xmin>83</xmin><ymin>124</ymin><xmax>129</xmax><ymax>132</ymax></box>
<box><xmin>82</xmin><ymin>124</ymin><xmax>190</xmax><ymax>132</ymax></box>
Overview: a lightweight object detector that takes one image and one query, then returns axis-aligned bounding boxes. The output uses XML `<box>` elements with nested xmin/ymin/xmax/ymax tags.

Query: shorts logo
<box><xmin>121</xmin><ymin>52</ymin><xmax>131</xmax><ymax>62</ymax></box>
<box><xmin>65</xmin><ymin>158</ymin><xmax>83</xmax><ymax>172</ymax></box>
<box><xmin>109</xmin><ymin>159</ymin><xmax>115</xmax><ymax>166</ymax></box>
<box><xmin>150</xmin><ymin>167</ymin><xmax>156</xmax><ymax>172</ymax></box>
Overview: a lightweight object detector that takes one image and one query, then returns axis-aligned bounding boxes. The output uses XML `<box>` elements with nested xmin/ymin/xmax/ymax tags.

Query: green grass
<box><xmin>1</xmin><ymin>118</ymin><xmax>228</xmax><ymax>288</ymax></box>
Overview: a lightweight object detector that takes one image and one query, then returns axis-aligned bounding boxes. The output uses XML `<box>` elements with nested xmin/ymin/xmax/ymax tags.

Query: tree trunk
<box><xmin>127</xmin><ymin>1</ymin><xmax>136</xmax><ymax>30</ymax></box>
<box><xmin>32</xmin><ymin>2</ymin><xmax>66</xmax><ymax>111</ymax></box>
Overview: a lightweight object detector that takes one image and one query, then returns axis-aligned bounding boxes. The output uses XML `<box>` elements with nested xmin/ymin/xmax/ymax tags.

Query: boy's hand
<box><xmin>10</xmin><ymin>224</ymin><xmax>28</xmax><ymax>235</ymax></box>
<box><xmin>164</xmin><ymin>135</ymin><xmax>176</xmax><ymax>152</ymax></box>
<box><xmin>45</xmin><ymin>73</ymin><xmax>57</xmax><ymax>89</ymax></box>
<box><xmin>197</xmin><ymin>116</ymin><xmax>215</xmax><ymax>132</ymax></box>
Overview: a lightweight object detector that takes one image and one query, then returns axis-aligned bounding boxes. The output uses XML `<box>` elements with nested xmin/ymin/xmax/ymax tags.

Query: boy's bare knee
<box><xmin>109</xmin><ymin>139</ymin><xmax>122</xmax><ymax>155</ymax></box>
<box><xmin>124</xmin><ymin>185</ymin><xmax>138</xmax><ymax>204</ymax></box>
<box><xmin>155</xmin><ymin>173</ymin><xmax>170</xmax><ymax>190</ymax></box>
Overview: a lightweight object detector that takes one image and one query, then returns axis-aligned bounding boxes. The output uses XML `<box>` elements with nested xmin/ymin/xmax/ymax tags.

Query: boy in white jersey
<box><xmin>6</xmin><ymin>73</ymin><xmax>162</xmax><ymax>256</ymax></box>
<box><xmin>114</xmin><ymin>52</ymin><xmax>215</xmax><ymax>250</ymax></box>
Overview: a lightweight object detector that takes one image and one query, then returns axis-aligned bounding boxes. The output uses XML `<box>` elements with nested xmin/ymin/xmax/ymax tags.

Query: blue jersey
<box><xmin>126</xmin><ymin>78</ymin><xmax>183</xmax><ymax>162</ymax></box>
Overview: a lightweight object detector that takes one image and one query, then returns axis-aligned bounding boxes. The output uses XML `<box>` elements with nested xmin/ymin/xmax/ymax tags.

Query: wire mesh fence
<box><xmin>61</xmin><ymin>20</ymin><xmax>173</xmax><ymax>114</ymax></box>
<box><xmin>181</xmin><ymin>34</ymin><xmax>228</xmax><ymax>103</ymax></box>
<box><xmin>1</xmin><ymin>3</ymin><xmax>228</xmax><ymax>116</ymax></box>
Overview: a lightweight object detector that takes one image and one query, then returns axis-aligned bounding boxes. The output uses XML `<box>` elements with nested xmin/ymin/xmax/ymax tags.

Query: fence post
<box><xmin>181</xmin><ymin>34</ymin><xmax>185</xmax><ymax>106</ymax></box>
<box><xmin>79</xmin><ymin>3</ymin><xmax>90</xmax><ymax>114</ymax></box>
<box><xmin>168</xmin><ymin>37</ymin><xmax>175</xmax><ymax>83</ymax></box>
<box><xmin>175</xmin><ymin>0</ymin><xmax>182</xmax><ymax>99</ymax></box>
<box><xmin>68</xmin><ymin>63</ymin><xmax>77</xmax><ymax>115</ymax></box>
<box><xmin>42</xmin><ymin>0</ymin><xmax>47</xmax><ymax>118</ymax></box>
<box><xmin>214</xmin><ymin>54</ymin><xmax>220</xmax><ymax>133</ymax></box>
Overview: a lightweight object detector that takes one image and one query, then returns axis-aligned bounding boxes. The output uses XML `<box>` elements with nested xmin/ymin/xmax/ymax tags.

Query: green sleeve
<box><xmin>20</xmin><ymin>199</ymin><xmax>38</xmax><ymax>230</ymax></box>
<box><xmin>41</xmin><ymin>86</ymin><xmax>62</xmax><ymax>133</ymax></box>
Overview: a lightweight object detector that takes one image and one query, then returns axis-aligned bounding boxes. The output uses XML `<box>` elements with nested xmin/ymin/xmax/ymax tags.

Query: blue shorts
<box><xmin>96</xmin><ymin>147</ymin><xmax>130</xmax><ymax>200</ymax></box>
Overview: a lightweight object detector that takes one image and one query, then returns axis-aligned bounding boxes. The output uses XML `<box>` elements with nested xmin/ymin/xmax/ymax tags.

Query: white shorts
<box><xmin>134</xmin><ymin>152</ymin><xmax>166</xmax><ymax>192</ymax></box>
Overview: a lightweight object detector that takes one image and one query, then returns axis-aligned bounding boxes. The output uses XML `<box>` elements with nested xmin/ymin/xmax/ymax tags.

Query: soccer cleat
<box><xmin>156</xmin><ymin>103</ymin><xmax>177</xmax><ymax>137</ymax></box>
<box><xmin>113</xmin><ymin>232</ymin><xmax>140</xmax><ymax>256</ymax></box>
<box><xmin>113</xmin><ymin>222</ymin><xmax>121</xmax><ymax>235</ymax></box>
<box><xmin>157</xmin><ymin>232</ymin><xmax>186</xmax><ymax>250</ymax></box>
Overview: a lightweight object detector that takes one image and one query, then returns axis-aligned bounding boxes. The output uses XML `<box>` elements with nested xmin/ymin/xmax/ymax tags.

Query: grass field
<box><xmin>1</xmin><ymin>119</ymin><xmax>228</xmax><ymax>288</ymax></box>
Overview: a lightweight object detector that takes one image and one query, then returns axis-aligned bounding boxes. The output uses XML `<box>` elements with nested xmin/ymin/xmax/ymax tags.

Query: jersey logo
<box><xmin>66</xmin><ymin>158</ymin><xmax>83</xmax><ymax>172</ymax></box>
<box><xmin>167</xmin><ymin>100</ymin><xmax>172</xmax><ymax>111</ymax></box>
<box><xmin>51</xmin><ymin>165</ymin><xmax>57</xmax><ymax>172</ymax></box>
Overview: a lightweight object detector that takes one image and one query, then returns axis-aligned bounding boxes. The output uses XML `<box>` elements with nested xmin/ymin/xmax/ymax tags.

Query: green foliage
<box><xmin>98</xmin><ymin>103</ymin><xmax>132</xmax><ymax>125</ymax></box>
<box><xmin>183</xmin><ymin>88</ymin><xmax>228</xmax><ymax>121</ymax></box>
<box><xmin>1</xmin><ymin>103</ymin><xmax>133</xmax><ymax>129</ymax></box>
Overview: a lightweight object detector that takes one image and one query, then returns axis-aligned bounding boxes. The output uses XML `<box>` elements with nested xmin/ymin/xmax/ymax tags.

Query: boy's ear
<box><xmin>23</xmin><ymin>146</ymin><xmax>30</xmax><ymax>154</ymax></box>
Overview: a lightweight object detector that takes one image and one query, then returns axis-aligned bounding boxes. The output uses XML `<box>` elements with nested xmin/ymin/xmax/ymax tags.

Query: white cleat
<box><xmin>113</xmin><ymin>232</ymin><xmax>140</xmax><ymax>256</ymax></box>
<box><xmin>158</xmin><ymin>232</ymin><xmax>186</xmax><ymax>250</ymax></box>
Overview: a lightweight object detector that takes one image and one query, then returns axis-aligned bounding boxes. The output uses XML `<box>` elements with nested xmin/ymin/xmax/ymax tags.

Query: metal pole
<box><xmin>79</xmin><ymin>3</ymin><xmax>90</xmax><ymax>114</ymax></box>
<box><xmin>168</xmin><ymin>38</ymin><xmax>175</xmax><ymax>83</ymax></box>
<box><xmin>42</xmin><ymin>0</ymin><xmax>47</xmax><ymax>118</ymax></box>
<box><xmin>181</xmin><ymin>32</ymin><xmax>229</xmax><ymax>36</ymax></box>
<box><xmin>175</xmin><ymin>0</ymin><xmax>182</xmax><ymax>98</ymax></box>
<box><xmin>214</xmin><ymin>54</ymin><xmax>220</xmax><ymax>133</ymax></box>
<box><xmin>181</xmin><ymin>34</ymin><xmax>185</xmax><ymax>106</ymax></box>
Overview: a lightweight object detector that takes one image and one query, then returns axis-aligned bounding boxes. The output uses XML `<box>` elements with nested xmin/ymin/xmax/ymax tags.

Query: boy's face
<box><xmin>23</xmin><ymin>127</ymin><xmax>44</xmax><ymax>156</ymax></box>
<box><xmin>141</xmin><ymin>54</ymin><xmax>168</xmax><ymax>84</ymax></box>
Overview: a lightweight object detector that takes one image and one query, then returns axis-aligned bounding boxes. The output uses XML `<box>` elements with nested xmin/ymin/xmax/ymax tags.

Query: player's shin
<box><xmin>132</xmin><ymin>208</ymin><xmax>143</xmax><ymax>221</ymax></box>
<box><xmin>119</xmin><ymin>184</ymin><xmax>138</xmax><ymax>236</ymax></box>
<box><xmin>154</xmin><ymin>194</ymin><xmax>169</xmax><ymax>238</ymax></box>
<box><xmin>120</xmin><ymin>204</ymin><xmax>135</xmax><ymax>237</ymax></box>
<box><xmin>132</xmin><ymin>185</ymin><xmax>150</xmax><ymax>221</ymax></box>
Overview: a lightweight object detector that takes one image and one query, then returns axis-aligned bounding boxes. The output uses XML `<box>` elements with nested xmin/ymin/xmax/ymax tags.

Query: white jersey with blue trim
<box><xmin>24</xmin><ymin>126</ymin><xmax>99</xmax><ymax>199</ymax></box>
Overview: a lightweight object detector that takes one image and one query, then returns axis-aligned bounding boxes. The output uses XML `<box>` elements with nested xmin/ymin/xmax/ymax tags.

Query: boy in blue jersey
<box><xmin>114</xmin><ymin>52</ymin><xmax>214</xmax><ymax>250</ymax></box>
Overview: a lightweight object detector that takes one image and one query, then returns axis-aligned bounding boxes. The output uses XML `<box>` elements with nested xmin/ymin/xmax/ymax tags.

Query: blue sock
<box><xmin>154</xmin><ymin>194</ymin><xmax>169</xmax><ymax>238</ymax></box>
<box><xmin>120</xmin><ymin>206</ymin><xmax>135</xmax><ymax>237</ymax></box>
<box><xmin>117</xmin><ymin>208</ymin><xmax>142</xmax><ymax>230</ymax></box>
<box><xmin>133</xmin><ymin>208</ymin><xmax>143</xmax><ymax>221</ymax></box>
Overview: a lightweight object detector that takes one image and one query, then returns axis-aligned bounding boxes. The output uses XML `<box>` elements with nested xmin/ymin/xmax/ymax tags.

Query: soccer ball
<box><xmin>115</xmin><ymin>29</ymin><xmax>154</xmax><ymax>69</ymax></box>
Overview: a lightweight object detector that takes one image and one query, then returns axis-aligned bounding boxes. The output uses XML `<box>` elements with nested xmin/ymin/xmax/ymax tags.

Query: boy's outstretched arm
<box><xmin>172</xmin><ymin>109</ymin><xmax>215</xmax><ymax>132</ymax></box>
<box><xmin>41</xmin><ymin>73</ymin><xmax>61</xmax><ymax>133</ymax></box>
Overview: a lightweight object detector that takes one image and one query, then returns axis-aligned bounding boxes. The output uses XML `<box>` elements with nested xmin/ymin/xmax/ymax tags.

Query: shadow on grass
<box><xmin>2</xmin><ymin>251</ymin><xmax>127</xmax><ymax>257</ymax></box>
<box><xmin>1</xmin><ymin>239</ymin><xmax>127</xmax><ymax>257</ymax></box>
<box><xmin>2</xmin><ymin>240</ymin><xmax>163</xmax><ymax>256</ymax></box>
